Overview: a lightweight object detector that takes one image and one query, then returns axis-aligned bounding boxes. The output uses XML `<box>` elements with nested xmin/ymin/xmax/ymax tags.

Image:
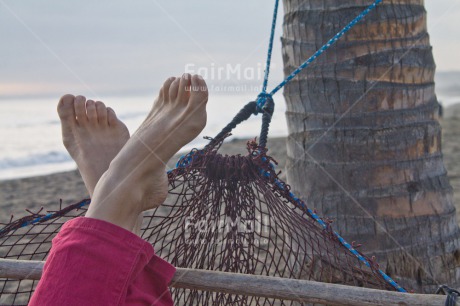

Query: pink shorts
<box><xmin>29</xmin><ymin>217</ymin><xmax>175</xmax><ymax>306</ymax></box>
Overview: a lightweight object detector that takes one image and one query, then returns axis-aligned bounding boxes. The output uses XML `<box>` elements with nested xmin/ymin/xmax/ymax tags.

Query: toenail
<box><xmin>76</xmin><ymin>96</ymin><xmax>86</xmax><ymax>102</ymax></box>
<box><xmin>62</xmin><ymin>94</ymin><xmax>75</xmax><ymax>100</ymax></box>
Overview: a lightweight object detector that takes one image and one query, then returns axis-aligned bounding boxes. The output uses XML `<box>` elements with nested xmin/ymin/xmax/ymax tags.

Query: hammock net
<box><xmin>0</xmin><ymin>130</ymin><xmax>404</xmax><ymax>305</ymax></box>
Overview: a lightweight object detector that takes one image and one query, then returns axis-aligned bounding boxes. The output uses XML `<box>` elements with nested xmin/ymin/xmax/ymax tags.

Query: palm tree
<box><xmin>281</xmin><ymin>0</ymin><xmax>460</xmax><ymax>292</ymax></box>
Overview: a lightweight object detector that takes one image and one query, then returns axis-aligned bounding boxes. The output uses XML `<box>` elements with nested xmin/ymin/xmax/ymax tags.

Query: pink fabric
<box><xmin>29</xmin><ymin>217</ymin><xmax>175</xmax><ymax>306</ymax></box>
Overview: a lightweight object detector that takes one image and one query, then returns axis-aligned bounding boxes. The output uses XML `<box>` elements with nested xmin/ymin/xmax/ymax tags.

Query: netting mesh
<box><xmin>0</xmin><ymin>140</ymin><xmax>401</xmax><ymax>305</ymax></box>
<box><xmin>0</xmin><ymin>202</ymin><xmax>87</xmax><ymax>305</ymax></box>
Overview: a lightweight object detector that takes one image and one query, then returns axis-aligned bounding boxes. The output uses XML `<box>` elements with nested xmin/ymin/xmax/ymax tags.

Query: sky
<box><xmin>0</xmin><ymin>0</ymin><xmax>459</xmax><ymax>100</ymax></box>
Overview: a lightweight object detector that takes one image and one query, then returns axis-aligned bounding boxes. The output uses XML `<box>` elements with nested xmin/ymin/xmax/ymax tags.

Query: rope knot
<box><xmin>176</xmin><ymin>149</ymin><xmax>201</xmax><ymax>168</ymax></box>
<box><xmin>256</xmin><ymin>92</ymin><xmax>274</xmax><ymax>114</ymax></box>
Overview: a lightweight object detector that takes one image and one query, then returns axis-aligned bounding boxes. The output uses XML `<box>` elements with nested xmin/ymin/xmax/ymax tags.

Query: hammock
<box><xmin>0</xmin><ymin>0</ymin><xmax>408</xmax><ymax>305</ymax></box>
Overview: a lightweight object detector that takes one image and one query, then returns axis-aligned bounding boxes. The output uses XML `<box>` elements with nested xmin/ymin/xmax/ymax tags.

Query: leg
<box><xmin>30</xmin><ymin>74</ymin><xmax>208</xmax><ymax>306</ymax></box>
<box><xmin>86</xmin><ymin>74</ymin><xmax>207</xmax><ymax>231</ymax></box>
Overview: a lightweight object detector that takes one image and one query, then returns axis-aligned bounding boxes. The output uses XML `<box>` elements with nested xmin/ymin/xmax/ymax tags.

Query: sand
<box><xmin>0</xmin><ymin>108</ymin><xmax>458</xmax><ymax>225</ymax></box>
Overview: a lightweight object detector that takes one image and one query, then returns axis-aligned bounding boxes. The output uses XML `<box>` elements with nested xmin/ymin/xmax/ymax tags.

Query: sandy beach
<box><xmin>1</xmin><ymin>106</ymin><xmax>459</xmax><ymax>225</ymax></box>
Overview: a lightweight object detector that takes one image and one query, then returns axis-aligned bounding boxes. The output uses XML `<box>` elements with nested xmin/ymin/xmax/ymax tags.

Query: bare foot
<box><xmin>86</xmin><ymin>74</ymin><xmax>208</xmax><ymax>231</ymax></box>
<box><xmin>57</xmin><ymin>95</ymin><xmax>130</xmax><ymax>197</ymax></box>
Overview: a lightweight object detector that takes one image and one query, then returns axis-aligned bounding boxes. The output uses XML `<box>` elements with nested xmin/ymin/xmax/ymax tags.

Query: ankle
<box><xmin>87</xmin><ymin>169</ymin><xmax>145</xmax><ymax>222</ymax></box>
<box><xmin>86</xmin><ymin>189</ymin><xmax>144</xmax><ymax>232</ymax></box>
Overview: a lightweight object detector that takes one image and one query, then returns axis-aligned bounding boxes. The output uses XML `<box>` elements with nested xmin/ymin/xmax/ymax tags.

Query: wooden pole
<box><xmin>0</xmin><ymin>258</ymin><xmax>451</xmax><ymax>306</ymax></box>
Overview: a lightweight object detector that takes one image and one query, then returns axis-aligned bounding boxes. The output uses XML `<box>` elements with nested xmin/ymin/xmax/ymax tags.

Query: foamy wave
<box><xmin>0</xmin><ymin>151</ymin><xmax>72</xmax><ymax>170</ymax></box>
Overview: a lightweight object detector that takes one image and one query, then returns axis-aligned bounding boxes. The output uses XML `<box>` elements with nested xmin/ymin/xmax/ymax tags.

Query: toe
<box><xmin>162</xmin><ymin>77</ymin><xmax>176</xmax><ymax>102</ymax></box>
<box><xmin>169</xmin><ymin>78</ymin><xmax>181</xmax><ymax>101</ymax></box>
<box><xmin>57</xmin><ymin>94</ymin><xmax>76</xmax><ymax>121</ymax></box>
<box><xmin>57</xmin><ymin>94</ymin><xmax>77</xmax><ymax>140</ymax></box>
<box><xmin>177</xmin><ymin>73</ymin><xmax>191</xmax><ymax>103</ymax></box>
<box><xmin>86</xmin><ymin>100</ymin><xmax>98</xmax><ymax>125</ymax></box>
<box><xmin>107</xmin><ymin>107</ymin><xmax>119</xmax><ymax>126</ymax></box>
<box><xmin>190</xmin><ymin>74</ymin><xmax>208</xmax><ymax>106</ymax></box>
<box><xmin>95</xmin><ymin>101</ymin><xmax>108</xmax><ymax>126</ymax></box>
<box><xmin>74</xmin><ymin>95</ymin><xmax>88</xmax><ymax>125</ymax></box>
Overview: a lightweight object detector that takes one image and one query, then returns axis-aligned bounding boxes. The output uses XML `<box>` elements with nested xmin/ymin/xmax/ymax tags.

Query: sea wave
<box><xmin>0</xmin><ymin>151</ymin><xmax>72</xmax><ymax>170</ymax></box>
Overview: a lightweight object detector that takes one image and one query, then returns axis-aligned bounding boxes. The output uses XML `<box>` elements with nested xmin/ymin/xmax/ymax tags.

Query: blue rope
<box><xmin>170</xmin><ymin>148</ymin><xmax>203</xmax><ymax>174</ymax></box>
<box><xmin>268</xmin><ymin>0</ymin><xmax>383</xmax><ymax>97</ymax></box>
<box><xmin>0</xmin><ymin>199</ymin><xmax>90</xmax><ymax>235</ymax></box>
<box><xmin>255</xmin><ymin>0</ymin><xmax>405</xmax><ymax>292</ymax></box>
<box><xmin>255</xmin><ymin>164</ymin><xmax>406</xmax><ymax>293</ymax></box>
<box><xmin>256</xmin><ymin>0</ymin><xmax>382</xmax><ymax>111</ymax></box>
<box><xmin>256</xmin><ymin>92</ymin><xmax>273</xmax><ymax>113</ymax></box>
<box><xmin>261</xmin><ymin>0</ymin><xmax>280</xmax><ymax>94</ymax></box>
<box><xmin>255</xmin><ymin>0</ymin><xmax>403</xmax><ymax>288</ymax></box>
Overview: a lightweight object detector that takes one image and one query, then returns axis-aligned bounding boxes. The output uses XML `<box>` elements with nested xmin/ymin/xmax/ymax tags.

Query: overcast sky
<box><xmin>0</xmin><ymin>0</ymin><xmax>459</xmax><ymax>100</ymax></box>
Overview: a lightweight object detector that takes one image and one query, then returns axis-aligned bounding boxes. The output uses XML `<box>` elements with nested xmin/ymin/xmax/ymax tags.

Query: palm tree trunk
<box><xmin>281</xmin><ymin>0</ymin><xmax>460</xmax><ymax>292</ymax></box>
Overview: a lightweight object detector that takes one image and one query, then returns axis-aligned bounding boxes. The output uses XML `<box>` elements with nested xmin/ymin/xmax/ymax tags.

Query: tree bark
<box><xmin>281</xmin><ymin>0</ymin><xmax>460</xmax><ymax>292</ymax></box>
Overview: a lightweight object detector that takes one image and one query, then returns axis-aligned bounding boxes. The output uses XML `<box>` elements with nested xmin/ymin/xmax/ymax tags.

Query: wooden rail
<box><xmin>0</xmin><ymin>258</ymin><xmax>452</xmax><ymax>306</ymax></box>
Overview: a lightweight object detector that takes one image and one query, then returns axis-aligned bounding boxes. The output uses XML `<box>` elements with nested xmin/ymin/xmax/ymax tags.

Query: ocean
<box><xmin>1</xmin><ymin>74</ymin><xmax>459</xmax><ymax>181</ymax></box>
<box><xmin>0</xmin><ymin>93</ymin><xmax>288</xmax><ymax>180</ymax></box>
